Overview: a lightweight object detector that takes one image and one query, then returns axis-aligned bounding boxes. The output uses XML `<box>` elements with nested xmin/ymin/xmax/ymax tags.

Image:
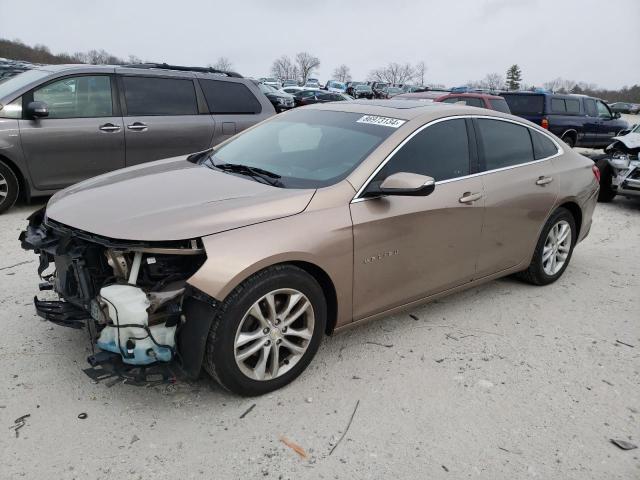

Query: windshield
<box><xmin>332</xmin><ymin>82</ymin><xmax>345</xmax><ymax>89</ymax></box>
<box><xmin>356</xmin><ymin>85</ymin><xmax>370</xmax><ymax>90</ymax></box>
<box><xmin>203</xmin><ymin>109</ymin><xmax>397</xmax><ymax>188</ymax></box>
<box><xmin>0</xmin><ymin>69</ymin><xmax>51</xmax><ymax>101</ymax></box>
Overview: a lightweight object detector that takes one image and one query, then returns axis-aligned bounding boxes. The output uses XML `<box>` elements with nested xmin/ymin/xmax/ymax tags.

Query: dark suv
<box><xmin>0</xmin><ymin>63</ymin><xmax>274</xmax><ymax>213</ymax></box>
<box><xmin>501</xmin><ymin>92</ymin><xmax>628</xmax><ymax>148</ymax></box>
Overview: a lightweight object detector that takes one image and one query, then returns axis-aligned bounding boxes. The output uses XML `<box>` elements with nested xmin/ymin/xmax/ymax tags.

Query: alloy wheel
<box><xmin>234</xmin><ymin>288</ymin><xmax>314</xmax><ymax>381</ymax></box>
<box><xmin>0</xmin><ymin>172</ymin><xmax>7</xmax><ymax>201</ymax></box>
<box><xmin>542</xmin><ymin>220</ymin><xmax>572</xmax><ymax>276</ymax></box>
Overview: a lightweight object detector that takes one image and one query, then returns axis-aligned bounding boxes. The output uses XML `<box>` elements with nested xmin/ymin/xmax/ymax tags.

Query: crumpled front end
<box><xmin>20</xmin><ymin>208</ymin><xmax>216</xmax><ymax>376</ymax></box>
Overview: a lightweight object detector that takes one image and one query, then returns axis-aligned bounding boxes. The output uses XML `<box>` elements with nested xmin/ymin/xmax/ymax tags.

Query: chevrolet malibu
<box><xmin>21</xmin><ymin>100</ymin><xmax>599</xmax><ymax>396</ymax></box>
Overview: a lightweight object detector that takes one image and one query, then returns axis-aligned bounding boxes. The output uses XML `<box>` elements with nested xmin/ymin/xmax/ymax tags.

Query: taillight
<box><xmin>541</xmin><ymin>117</ymin><xmax>549</xmax><ymax>129</ymax></box>
<box><xmin>592</xmin><ymin>164</ymin><xmax>601</xmax><ymax>182</ymax></box>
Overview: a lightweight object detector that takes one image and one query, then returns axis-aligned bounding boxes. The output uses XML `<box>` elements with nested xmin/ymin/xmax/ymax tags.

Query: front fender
<box><xmin>187</xmin><ymin>203</ymin><xmax>354</xmax><ymax>329</ymax></box>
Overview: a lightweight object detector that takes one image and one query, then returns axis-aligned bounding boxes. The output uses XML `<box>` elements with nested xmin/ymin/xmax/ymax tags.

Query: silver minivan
<box><xmin>0</xmin><ymin>63</ymin><xmax>275</xmax><ymax>213</ymax></box>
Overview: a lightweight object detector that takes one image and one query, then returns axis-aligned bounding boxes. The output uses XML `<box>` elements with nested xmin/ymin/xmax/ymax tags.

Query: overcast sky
<box><xmin>1</xmin><ymin>0</ymin><xmax>638</xmax><ymax>88</ymax></box>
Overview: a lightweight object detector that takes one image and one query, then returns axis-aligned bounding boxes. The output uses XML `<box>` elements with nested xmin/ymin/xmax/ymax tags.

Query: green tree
<box><xmin>506</xmin><ymin>64</ymin><xmax>522</xmax><ymax>91</ymax></box>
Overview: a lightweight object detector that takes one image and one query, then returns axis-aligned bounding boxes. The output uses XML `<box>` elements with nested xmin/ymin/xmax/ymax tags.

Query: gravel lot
<box><xmin>1</xmin><ymin>190</ymin><xmax>639</xmax><ymax>479</ymax></box>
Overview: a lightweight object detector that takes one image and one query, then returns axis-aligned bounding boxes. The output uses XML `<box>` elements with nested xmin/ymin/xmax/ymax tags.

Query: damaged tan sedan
<box><xmin>21</xmin><ymin>101</ymin><xmax>599</xmax><ymax>395</ymax></box>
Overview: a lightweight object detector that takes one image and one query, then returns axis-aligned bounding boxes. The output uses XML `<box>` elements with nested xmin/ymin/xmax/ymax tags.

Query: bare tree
<box><xmin>271</xmin><ymin>55</ymin><xmax>298</xmax><ymax>80</ymax></box>
<box><xmin>369</xmin><ymin>62</ymin><xmax>415</xmax><ymax>85</ymax></box>
<box><xmin>295</xmin><ymin>52</ymin><xmax>320</xmax><ymax>84</ymax></box>
<box><xmin>543</xmin><ymin>77</ymin><xmax>577</xmax><ymax>93</ymax></box>
<box><xmin>415</xmin><ymin>61</ymin><xmax>427</xmax><ymax>86</ymax></box>
<box><xmin>210</xmin><ymin>56</ymin><xmax>233</xmax><ymax>72</ymax></box>
<box><xmin>468</xmin><ymin>73</ymin><xmax>504</xmax><ymax>91</ymax></box>
<box><xmin>332</xmin><ymin>64</ymin><xmax>351</xmax><ymax>82</ymax></box>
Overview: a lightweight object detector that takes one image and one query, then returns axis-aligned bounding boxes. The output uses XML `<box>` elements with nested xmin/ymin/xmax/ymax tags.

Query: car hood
<box><xmin>46</xmin><ymin>156</ymin><xmax>315</xmax><ymax>241</ymax></box>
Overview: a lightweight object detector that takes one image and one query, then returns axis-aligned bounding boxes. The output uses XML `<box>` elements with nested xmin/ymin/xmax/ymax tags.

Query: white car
<box><xmin>326</xmin><ymin>80</ymin><xmax>347</xmax><ymax>93</ymax></box>
<box><xmin>262</xmin><ymin>77</ymin><xmax>282</xmax><ymax>89</ymax></box>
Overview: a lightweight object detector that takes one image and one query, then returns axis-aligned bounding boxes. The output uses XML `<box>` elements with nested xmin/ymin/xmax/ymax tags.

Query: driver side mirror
<box><xmin>613</xmin><ymin>111</ymin><xmax>621</xmax><ymax>119</ymax></box>
<box><xmin>364</xmin><ymin>172</ymin><xmax>435</xmax><ymax>198</ymax></box>
<box><xmin>26</xmin><ymin>101</ymin><xmax>49</xmax><ymax>119</ymax></box>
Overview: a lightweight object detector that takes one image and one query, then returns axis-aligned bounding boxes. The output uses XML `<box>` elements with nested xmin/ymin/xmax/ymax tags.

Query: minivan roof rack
<box><xmin>122</xmin><ymin>63</ymin><xmax>243</xmax><ymax>78</ymax></box>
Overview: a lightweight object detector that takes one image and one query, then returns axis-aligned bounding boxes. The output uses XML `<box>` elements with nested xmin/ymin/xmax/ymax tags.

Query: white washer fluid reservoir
<box><xmin>96</xmin><ymin>284</ymin><xmax>176</xmax><ymax>365</ymax></box>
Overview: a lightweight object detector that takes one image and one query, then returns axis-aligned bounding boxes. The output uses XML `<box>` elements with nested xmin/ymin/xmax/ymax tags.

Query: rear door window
<box><xmin>565</xmin><ymin>98</ymin><xmax>580</xmax><ymax>114</ymax></box>
<box><xmin>477</xmin><ymin>118</ymin><xmax>534</xmax><ymax>170</ymax></box>
<box><xmin>502</xmin><ymin>94</ymin><xmax>544</xmax><ymax>115</ymax></box>
<box><xmin>33</xmin><ymin>75</ymin><xmax>113</xmax><ymax>118</ymax></box>
<box><xmin>375</xmin><ymin>118</ymin><xmax>470</xmax><ymax>182</ymax></box>
<box><xmin>199</xmin><ymin>79</ymin><xmax>262</xmax><ymax>114</ymax></box>
<box><xmin>122</xmin><ymin>76</ymin><xmax>198</xmax><ymax>116</ymax></box>
<box><xmin>584</xmin><ymin>98</ymin><xmax>597</xmax><ymax>116</ymax></box>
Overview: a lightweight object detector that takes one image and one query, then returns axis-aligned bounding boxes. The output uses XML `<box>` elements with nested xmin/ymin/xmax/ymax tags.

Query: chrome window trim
<box><xmin>351</xmin><ymin>114</ymin><xmax>564</xmax><ymax>203</ymax></box>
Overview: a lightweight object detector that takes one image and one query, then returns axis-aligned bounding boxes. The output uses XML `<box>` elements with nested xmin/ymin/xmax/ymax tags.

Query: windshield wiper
<box><xmin>203</xmin><ymin>156</ymin><xmax>282</xmax><ymax>187</ymax></box>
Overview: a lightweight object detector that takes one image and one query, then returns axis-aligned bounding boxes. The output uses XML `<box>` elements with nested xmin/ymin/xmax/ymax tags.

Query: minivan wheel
<box><xmin>0</xmin><ymin>160</ymin><xmax>19</xmax><ymax>214</ymax></box>
<box><xmin>517</xmin><ymin>207</ymin><xmax>576</xmax><ymax>286</ymax></box>
<box><xmin>203</xmin><ymin>265</ymin><xmax>326</xmax><ymax>396</ymax></box>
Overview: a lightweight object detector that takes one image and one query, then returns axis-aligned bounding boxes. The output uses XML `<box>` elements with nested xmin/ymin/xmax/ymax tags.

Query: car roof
<box><xmin>438</xmin><ymin>92</ymin><xmax>504</xmax><ymax>100</ymax></box>
<box><xmin>307</xmin><ymin>99</ymin><xmax>508</xmax><ymax>121</ymax></box>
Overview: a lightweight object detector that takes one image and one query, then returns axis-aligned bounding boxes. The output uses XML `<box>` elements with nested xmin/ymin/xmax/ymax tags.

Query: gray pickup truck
<box><xmin>0</xmin><ymin>63</ymin><xmax>275</xmax><ymax>213</ymax></box>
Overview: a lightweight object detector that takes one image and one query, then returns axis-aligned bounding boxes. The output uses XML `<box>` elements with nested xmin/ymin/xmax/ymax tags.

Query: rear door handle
<box><xmin>127</xmin><ymin>122</ymin><xmax>148</xmax><ymax>131</ymax></box>
<box><xmin>99</xmin><ymin>123</ymin><xmax>121</xmax><ymax>132</ymax></box>
<box><xmin>459</xmin><ymin>192</ymin><xmax>483</xmax><ymax>204</ymax></box>
<box><xmin>535</xmin><ymin>176</ymin><xmax>553</xmax><ymax>186</ymax></box>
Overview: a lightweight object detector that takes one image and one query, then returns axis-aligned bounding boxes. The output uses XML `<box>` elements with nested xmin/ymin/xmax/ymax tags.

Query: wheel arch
<box><xmin>560</xmin><ymin>129</ymin><xmax>578</xmax><ymax>144</ymax></box>
<box><xmin>287</xmin><ymin>260</ymin><xmax>338</xmax><ymax>335</ymax></box>
<box><xmin>556</xmin><ymin>200</ymin><xmax>583</xmax><ymax>238</ymax></box>
<box><xmin>0</xmin><ymin>153</ymin><xmax>28</xmax><ymax>201</ymax></box>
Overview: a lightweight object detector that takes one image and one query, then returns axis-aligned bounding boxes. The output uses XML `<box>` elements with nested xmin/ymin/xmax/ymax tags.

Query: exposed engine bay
<box><xmin>20</xmin><ymin>208</ymin><xmax>216</xmax><ymax>378</ymax></box>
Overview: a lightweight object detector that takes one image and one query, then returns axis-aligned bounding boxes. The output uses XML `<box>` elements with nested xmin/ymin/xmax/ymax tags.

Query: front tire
<box><xmin>203</xmin><ymin>265</ymin><xmax>326</xmax><ymax>396</ymax></box>
<box><xmin>518</xmin><ymin>207</ymin><xmax>577</xmax><ymax>286</ymax></box>
<box><xmin>596</xmin><ymin>158</ymin><xmax>616</xmax><ymax>202</ymax></box>
<box><xmin>0</xmin><ymin>160</ymin><xmax>19</xmax><ymax>214</ymax></box>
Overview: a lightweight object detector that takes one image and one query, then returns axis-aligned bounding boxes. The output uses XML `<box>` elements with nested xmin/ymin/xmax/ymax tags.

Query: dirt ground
<box><xmin>1</xmin><ymin>186</ymin><xmax>639</xmax><ymax>479</ymax></box>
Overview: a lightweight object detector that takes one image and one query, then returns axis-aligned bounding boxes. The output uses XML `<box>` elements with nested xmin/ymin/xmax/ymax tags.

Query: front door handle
<box><xmin>127</xmin><ymin>122</ymin><xmax>148</xmax><ymax>131</ymax></box>
<box><xmin>98</xmin><ymin>123</ymin><xmax>121</xmax><ymax>132</ymax></box>
<box><xmin>535</xmin><ymin>176</ymin><xmax>553</xmax><ymax>186</ymax></box>
<box><xmin>459</xmin><ymin>192</ymin><xmax>483</xmax><ymax>204</ymax></box>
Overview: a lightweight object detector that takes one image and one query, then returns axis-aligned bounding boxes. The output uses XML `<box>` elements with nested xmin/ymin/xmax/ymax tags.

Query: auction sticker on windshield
<box><xmin>357</xmin><ymin>115</ymin><xmax>406</xmax><ymax>128</ymax></box>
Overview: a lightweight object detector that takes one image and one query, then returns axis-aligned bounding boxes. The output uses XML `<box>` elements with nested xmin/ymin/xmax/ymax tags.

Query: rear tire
<box><xmin>517</xmin><ymin>207</ymin><xmax>577</xmax><ymax>286</ymax></box>
<box><xmin>596</xmin><ymin>158</ymin><xmax>616</xmax><ymax>202</ymax></box>
<box><xmin>562</xmin><ymin>134</ymin><xmax>576</xmax><ymax>148</ymax></box>
<box><xmin>0</xmin><ymin>160</ymin><xmax>19</xmax><ymax>214</ymax></box>
<box><xmin>203</xmin><ymin>265</ymin><xmax>326</xmax><ymax>396</ymax></box>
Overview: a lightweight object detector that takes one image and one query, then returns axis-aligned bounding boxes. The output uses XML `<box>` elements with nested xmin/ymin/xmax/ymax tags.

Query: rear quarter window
<box><xmin>199</xmin><ymin>79</ymin><xmax>262</xmax><ymax>114</ymax></box>
<box><xmin>530</xmin><ymin>130</ymin><xmax>559</xmax><ymax>159</ymax></box>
